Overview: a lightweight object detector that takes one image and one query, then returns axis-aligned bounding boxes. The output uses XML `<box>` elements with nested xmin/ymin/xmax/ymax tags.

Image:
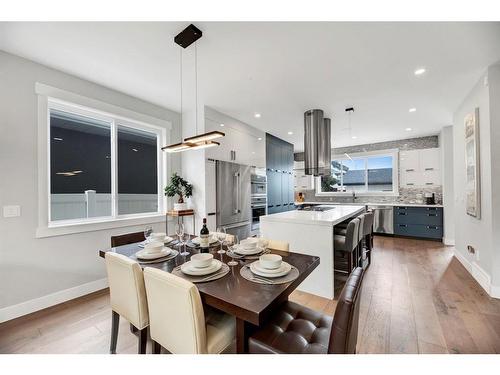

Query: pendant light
<box><xmin>162</xmin><ymin>24</ymin><xmax>225</xmax><ymax>153</ymax></box>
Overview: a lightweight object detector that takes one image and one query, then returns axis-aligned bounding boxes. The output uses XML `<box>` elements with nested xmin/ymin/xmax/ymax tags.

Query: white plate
<box><xmin>234</xmin><ymin>245</ymin><xmax>264</xmax><ymax>255</ymax></box>
<box><xmin>181</xmin><ymin>259</ymin><xmax>222</xmax><ymax>276</ymax></box>
<box><xmin>136</xmin><ymin>247</ymin><xmax>172</xmax><ymax>260</ymax></box>
<box><xmin>250</xmin><ymin>261</ymin><xmax>292</xmax><ymax>278</ymax></box>
<box><xmin>191</xmin><ymin>236</ymin><xmax>218</xmax><ymax>245</ymax></box>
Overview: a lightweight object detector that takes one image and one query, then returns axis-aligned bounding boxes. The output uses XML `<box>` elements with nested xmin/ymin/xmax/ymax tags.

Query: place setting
<box><xmin>172</xmin><ymin>253</ymin><xmax>230</xmax><ymax>283</ymax></box>
<box><xmin>226</xmin><ymin>236</ymin><xmax>270</xmax><ymax>263</ymax></box>
<box><xmin>138</xmin><ymin>226</ymin><xmax>175</xmax><ymax>248</ymax></box>
<box><xmin>132</xmin><ymin>240</ymin><xmax>179</xmax><ymax>264</ymax></box>
<box><xmin>240</xmin><ymin>253</ymin><xmax>299</xmax><ymax>285</ymax></box>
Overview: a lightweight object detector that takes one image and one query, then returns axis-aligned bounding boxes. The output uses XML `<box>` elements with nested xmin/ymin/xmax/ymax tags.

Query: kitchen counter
<box><xmin>296</xmin><ymin>201</ymin><xmax>443</xmax><ymax>208</ymax></box>
<box><xmin>260</xmin><ymin>204</ymin><xmax>365</xmax><ymax>299</ymax></box>
<box><xmin>261</xmin><ymin>205</ymin><xmax>366</xmax><ymax>226</ymax></box>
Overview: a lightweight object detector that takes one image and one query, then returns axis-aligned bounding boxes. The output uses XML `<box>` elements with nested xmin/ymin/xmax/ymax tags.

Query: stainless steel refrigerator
<box><xmin>216</xmin><ymin>161</ymin><xmax>252</xmax><ymax>240</ymax></box>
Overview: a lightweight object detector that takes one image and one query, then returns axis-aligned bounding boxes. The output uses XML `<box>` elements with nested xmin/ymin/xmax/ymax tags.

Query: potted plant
<box><xmin>164</xmin><ymin>173</ymin><xmax>193</xmax><ymax>211</ymax></box>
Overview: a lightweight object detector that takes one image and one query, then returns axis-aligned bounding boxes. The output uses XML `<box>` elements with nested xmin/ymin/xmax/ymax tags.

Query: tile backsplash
<box><xmin>301</xmin><ymin>186</ymin><xmax>442</xmax><ymax>205</ymax></box>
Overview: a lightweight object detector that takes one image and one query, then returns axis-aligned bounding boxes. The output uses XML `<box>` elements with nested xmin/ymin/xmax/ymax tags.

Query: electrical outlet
<box><xmin>3</xmin><ymin>205</ymin><xmax>21</xmax><ymax>218</ymax></box>
<box><xmin>467</xmin><ymin>245</ymin><xmax>479</xmax><ymax>261</ymax></box>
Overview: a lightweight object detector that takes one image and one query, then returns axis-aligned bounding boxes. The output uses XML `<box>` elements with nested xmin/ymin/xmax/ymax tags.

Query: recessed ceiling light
<box><xmin>254</xmin><ymin>113</ymin><xmax>261</xmax><ymax>118</ymax></box>
<box><xmin>351</xmin><ymin>136</ymin><xmax>357</xmax><ymax>139</ymax></box>
<box><xmin>409</xmin><ymin>108</ymin><xmax>417</xmax><ymax>113</ymax></box>
<box><xmin>220</xmin><ymin>123</ymin><xmax>224</xmax><ymax>127</ymax></box>
<box><xmin>405</xmin><ymin>128</ymin><xmax>412</xmax><ymax>131</ymax></box>
<box><xmin>257</xmin><ymin>137</ymin><xmax>262</xmax><ymax>141</ymax></box>
<box><xmin>414</xmin><ymin>68</ymin><xmax>426</xmax><ymax>76</ymax></box>
<box><xmin>287</xmin><ymin>131</ymin><xmax>293</xmax><ymax>135</ymax></box>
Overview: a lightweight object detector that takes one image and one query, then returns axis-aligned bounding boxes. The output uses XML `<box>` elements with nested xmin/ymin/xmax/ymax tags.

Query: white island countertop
<box><xmin>261</xmin><ymin>205</ymin><xmax>365</xmax><ymax>227</ymax></box>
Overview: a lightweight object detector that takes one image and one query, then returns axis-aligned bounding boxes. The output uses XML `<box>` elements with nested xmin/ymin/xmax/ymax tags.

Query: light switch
<box><xmin>3</xmin><ymin>205</ymin><xmax>21</xmax><ymax>218</ymax></box>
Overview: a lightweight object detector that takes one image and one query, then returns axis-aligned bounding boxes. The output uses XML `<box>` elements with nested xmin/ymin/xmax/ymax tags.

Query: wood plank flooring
<box><xmin>1</xmin><ymin>236</ymin><xmax>500</xmax><ymax>354</ymax></box>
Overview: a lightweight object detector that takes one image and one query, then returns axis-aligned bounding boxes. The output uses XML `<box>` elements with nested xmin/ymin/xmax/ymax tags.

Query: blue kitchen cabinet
<box><xmin>266</xmin><ymin>133</ymin><xmax>294</xmax><ymax>214</ymax></box>
<box><xmin>394</xmin><ymin>206</ymin><xmax>443</xmax><ymax>240</ymax></box>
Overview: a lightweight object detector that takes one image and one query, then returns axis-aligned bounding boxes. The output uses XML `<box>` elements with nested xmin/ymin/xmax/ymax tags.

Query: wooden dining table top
<box><xmin>98</xmin><ymin>239</ymin><xmax>320</xmax><ymax>326</ymax></box>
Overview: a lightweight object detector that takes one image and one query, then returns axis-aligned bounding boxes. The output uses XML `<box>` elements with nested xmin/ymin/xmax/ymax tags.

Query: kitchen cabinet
<box><xmin>205</xmin><ymin>117</ymin><xmax>265</xmax><ymax>167</ymax></box>
<box><xmin>266</xmin><ymin>134</ymin><xmax>294</xmax><ymax>213</ymax></box>
<box><xmin>400</xmin><ymin>148</ymin><xmax>441</xmax><ymax>188</ymax></box>
<box><xmin>394</xmin><ymin>206</ymin><xmax>443</xmax><ymax>240</ymax></box>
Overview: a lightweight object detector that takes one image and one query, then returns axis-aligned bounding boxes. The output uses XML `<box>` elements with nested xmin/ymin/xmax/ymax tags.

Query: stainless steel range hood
<box><xmin>304</xmin><ymin>109</ymin><xmax>331</xmax><ymax>176</ymax></box>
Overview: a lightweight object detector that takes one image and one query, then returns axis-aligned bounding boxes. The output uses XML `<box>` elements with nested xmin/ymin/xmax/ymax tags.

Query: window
<box><xmin>316</xmin><ymin>150</ymin><xmax>398</xmax><ymax>195</ymax></box>
<box><xmin>48</xmin><ymin>100</ymin><xmax>163</xmax><ymax>225</ymax></box>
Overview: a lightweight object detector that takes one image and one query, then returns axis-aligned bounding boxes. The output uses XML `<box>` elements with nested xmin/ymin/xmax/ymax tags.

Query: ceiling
<box><xmin>1</xmin><ymin>22</ymin><xmax>500</xmax><ymax>151</ymax></box>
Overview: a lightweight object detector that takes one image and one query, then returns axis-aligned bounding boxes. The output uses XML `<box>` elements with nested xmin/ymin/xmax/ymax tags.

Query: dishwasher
<box><xmin>368</xmin><ymin>205</ymin><xmax>394</xmax><ymax>234</ymax></box>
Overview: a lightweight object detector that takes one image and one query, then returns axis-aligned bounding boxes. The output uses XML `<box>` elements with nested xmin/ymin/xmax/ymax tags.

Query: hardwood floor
<box><xmin>1</xmin><ymin>236</ymin><xmax>500</xmax><ymax>354</ymax></box>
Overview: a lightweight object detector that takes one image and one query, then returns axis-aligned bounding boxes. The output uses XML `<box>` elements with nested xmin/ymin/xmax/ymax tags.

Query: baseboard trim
<box><xmin>453</xmin><ymin>249</ymin><xmax>496</xmax><ymax>298</ymax></box>
<box><xmin>0</xmin><ymin>278</ymin><xmax>108</xmax><ymax>323</ymax></box>
<box><xmin>443</xmin><ymin>238</ymin><xmax>455</xmax><ymax>246</ymax></box>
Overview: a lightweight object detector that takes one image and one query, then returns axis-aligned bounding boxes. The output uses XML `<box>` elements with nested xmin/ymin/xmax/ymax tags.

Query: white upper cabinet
<box><xmin>204</xmin><ymin>112</ymin><xmax>265</xmax><ymax>168</ymax></box>
<box><xmin>419</xmin><ymin>148</ymin><xmax>441</xmax><ymax>172</ymax></box>
<box><xmin>400</xmin><ymin>150</ymin><xmax>419</xmax><ymax>172</ymax></box>
<box><xmin>400</xmin><ymin>148</ymin><xmax>441</xmax><ymax>187</ymax></box>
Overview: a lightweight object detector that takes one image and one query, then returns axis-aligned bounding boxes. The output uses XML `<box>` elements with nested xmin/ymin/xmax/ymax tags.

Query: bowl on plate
<box><xmin>240</xmin><ymin>238</ymin><xmax>258</xmax><ymax>250</ymax></box>
<box><xmin>259</xmin><ymin>254</ymin><xmax>282</xmax><ymax>270</ymax></box>
<box><xmin>190</xmin><ymin>253</ymin><xmax>214</xmax><ymax>268</ymax></box>
<box><xmin>144</xmin><ymin>241</ymin><xmax>164</xmax><ymax>254</ymax></box>
<box><xmin>151</xmin><ymin>232</ymin><xmax>167</xmax><ymax>241</ymax></box>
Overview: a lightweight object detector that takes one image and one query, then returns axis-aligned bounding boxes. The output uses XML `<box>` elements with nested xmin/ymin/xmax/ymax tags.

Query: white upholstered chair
<box><xmin>105</xmin><ymin>252</ymin><xmax>149</xmax><ymax>354</ymax></box>
<box><xmin>143</xmin><ymin>267</ymin><xmax>235</xmax><ymax>354</ymax></box>
<box><xmin>259</xmin><ymin>238</ymin><xmax>289</xmax><ymax>252</ymax></box>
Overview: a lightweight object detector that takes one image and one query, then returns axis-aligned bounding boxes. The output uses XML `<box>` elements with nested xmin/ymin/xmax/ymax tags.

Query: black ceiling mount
<box><xmin>174</xmin><ymin>24</ymin><xmax>202</xmax><ymax>48</ymax></box>
<box><xmin>345</xmin><ymin>107</ymin><xmax>355</xmax><ymax>112</ymax></box>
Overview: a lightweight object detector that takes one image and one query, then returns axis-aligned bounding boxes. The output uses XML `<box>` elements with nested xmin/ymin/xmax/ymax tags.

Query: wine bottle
<box><xmin>200</xmin><ymin>218</ymin><xmax>210</xmax><ymax>253</ymax></box>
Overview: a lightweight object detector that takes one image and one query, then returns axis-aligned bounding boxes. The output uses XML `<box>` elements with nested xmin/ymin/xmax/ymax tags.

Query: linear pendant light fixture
<box><xmin>162</xmin><ymin>24</ymin><xmax>225</xmax><ymax>153</ymax></box>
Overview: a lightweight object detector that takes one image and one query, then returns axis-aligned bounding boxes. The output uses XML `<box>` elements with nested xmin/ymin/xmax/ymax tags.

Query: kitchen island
<box><xmin>260</xmin><ymin>205</ymin><xmax>365</xmax><ymax>299</ymax></box>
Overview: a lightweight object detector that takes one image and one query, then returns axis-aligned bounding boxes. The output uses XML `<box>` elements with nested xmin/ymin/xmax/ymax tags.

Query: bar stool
<box><xmin>361</xmin><ymin>211</ymin><xmax>374</xmax><ymax>266</ymax></box>
<box><xmin>334</xmin><ymin>217</ymin><xmax>360</xmax><ymax>274</ymax></box>
<box><xmin>355</xmin><ymin>214</ymin><xmax>365</xmax><ymax>267</ymax></box>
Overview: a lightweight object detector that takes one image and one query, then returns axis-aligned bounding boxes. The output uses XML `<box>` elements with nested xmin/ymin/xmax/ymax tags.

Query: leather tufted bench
<box><xmin>248</xmin><ymin>267</ymin><xmax>364</xmax><ymax>354</ymax></box>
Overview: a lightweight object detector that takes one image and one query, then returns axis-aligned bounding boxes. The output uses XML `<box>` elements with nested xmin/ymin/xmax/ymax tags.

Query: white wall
<box><xmin>0</xmin><ymin>51</ymin><xmax>182</xmax><ymax>320</ymax></box>
<box><xmin>440</xmin><ymin>126</ymin><xmax>455</xmax><ymax>245</ymax></box>
<box><xmin>452</xmin><ymin>64</ymin><xmax>500</xmax><ymax>297</ymax></box>
<box><xmin>487</xmin><ymin>64</ymin><xmax>500</xmax><ymax>291</ymax></box>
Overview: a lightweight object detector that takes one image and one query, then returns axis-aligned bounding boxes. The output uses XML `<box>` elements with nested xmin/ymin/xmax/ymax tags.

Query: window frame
<box><xmin>315</xmin><ymin>149</ymin><xmax>399</xmax><ymax>197</ymax></box>
<box><xmin>36</xmin><ymin>83</ymin><xmax>170</xmax><ymax>237</ymax></box>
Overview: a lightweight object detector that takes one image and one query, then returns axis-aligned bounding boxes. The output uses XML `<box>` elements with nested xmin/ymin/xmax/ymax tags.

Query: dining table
<box><xmin>98</xmin><ymin>235</ymin><xmax>320</xmax><ymax>353</ymax></box>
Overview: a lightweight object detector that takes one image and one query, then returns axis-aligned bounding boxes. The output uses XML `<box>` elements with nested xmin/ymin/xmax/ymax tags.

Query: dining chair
<box><xmin>248</xmin><ymin>267</ymin><xmax>364</xmax><ymax>354</ymax></box>
<box><xmin>143</xmin><ymin>267</ymin><xmax>236</xmax><ymax>354</ymax></box>
<box><xmin>104</xmin><ymin>252</ymin><xmax>149</xmax><ymax>354</ymax></box>
<box><xmin>258</xmin><ymin>238</ymin><xmax>289</xmax><ymax>252</ymax></box>
<box><xmin>333</xmin><ymin>218</ymin><xmax>360</xmax><ymax>274</ymax></box>
<box><xmin>267</xmin><ymin>239</ymin><xmax>289</xmax><ymax>252</ymax></box>
<box><xmin>111</xmin><ymin>231</ymin><xmax>145</xmax><ymax>247</ymax></box>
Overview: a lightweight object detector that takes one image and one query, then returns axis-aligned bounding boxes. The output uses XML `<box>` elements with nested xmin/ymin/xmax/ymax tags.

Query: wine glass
<box><xmin>227</xmin><ymin>235</ymin><xmax>239</xmax><ymax>267</ymax></box>
<box><xmin>175</xmin><ymin>223</ymin><xmax>184</xmax><ymax>250</ymax></box>
<box><xmin>216</xmin><ymin>226</ymin><xmax>226</xmax><ymax>254</ymax></box>
<box><xmin>259</xmin><ymin>234</ymin><xmax>269</xmax><ymax>252</ymax></box>
<box><xmin>179</xmin><ymin>232</ymin><xmax>189</xmax><ymax>257</ymax></box>
<box><xmin>143</xmin><ymin>226</ymin><xmax>153</xmax><ymax>243</ymax></box>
